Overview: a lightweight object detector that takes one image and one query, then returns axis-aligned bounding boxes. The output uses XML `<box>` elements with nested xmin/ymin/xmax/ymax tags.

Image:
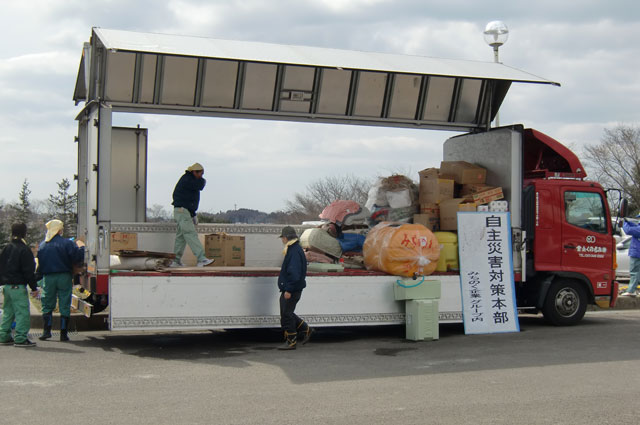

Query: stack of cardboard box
<box><xmin>415</xmin><ymin>161</ymin><xmax>505</xmax><ymax>231</ymax></box>
<box><xmin>414</xmin><ymin>168</ymin><xmax>453</xmax><ymax>231</ymax></box>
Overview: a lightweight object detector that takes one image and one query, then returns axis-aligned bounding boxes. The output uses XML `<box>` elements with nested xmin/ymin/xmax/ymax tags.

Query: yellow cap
<box><xmin>187</xmin><ymin>163</ymin><xmax>204</xmax><ymax>172</ymax></box>
<box><xmin>45</xmin><ymin>219</ymin><xmax>64</xmax><ymax>242</ymax></box>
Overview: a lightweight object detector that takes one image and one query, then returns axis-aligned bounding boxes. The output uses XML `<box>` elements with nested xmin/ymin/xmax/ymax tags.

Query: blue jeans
<box><xmin>626</xmin><ymin>256</ymin><xmax>640</xmax><ymax>293</ymax></box>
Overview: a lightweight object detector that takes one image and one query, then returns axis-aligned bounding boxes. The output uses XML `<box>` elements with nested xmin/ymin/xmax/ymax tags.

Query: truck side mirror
<box><xmin>619</xmin><ymin>198</ymin><xmax>629</xmax><ymax>218</ymax></box>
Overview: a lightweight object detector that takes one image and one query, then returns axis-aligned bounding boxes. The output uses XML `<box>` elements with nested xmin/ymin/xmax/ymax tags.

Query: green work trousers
<box><xmin>41</xmin><ymin>272</ymin><xmax>73</xmax><ymax>317</ymax></box>
<box><xmin>173</xmin><ymin>207</ymin><xmax>206</xmax><ymax>262</ymax></box>
<box><xmin>0</xmin><ymin>285</ymin><xmax>31</xmax><ymax>344</ymax></box>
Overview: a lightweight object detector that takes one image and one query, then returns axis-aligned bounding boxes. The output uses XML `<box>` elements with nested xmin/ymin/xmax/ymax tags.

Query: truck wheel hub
<box><xmin>555</xmin><ymin>288</ymin><xmax>579</xmax><ymax>317</ymax></box>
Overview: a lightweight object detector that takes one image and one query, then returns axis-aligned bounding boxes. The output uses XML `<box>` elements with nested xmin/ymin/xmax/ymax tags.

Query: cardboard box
<box><xmin>458</xmin><ymin>202</ymin><xmax>478</xmax><ymax>212</ymax></box>
<box><xmin>462</xmin><ymin>186</ymin><xmax>503</xmax><ymax>205</ymax></box>
<box><xmin>420</xmin><ymin>202</ymin><xmax>438</xmax><ymax>214</ymax></box>
<box><xmin>459</xmin><ymin>183</ymin><xmax>494</xmax><ymax>196</ymax></box>
<box><xmin>204</xmin><ymin>233</ymin><xmax>245</xmax><ymax>266</ymax></box>
<box><xmin>414</xmin><ymin>213</ymin><xmax>440</xmax><ymax>232</ymax></box>
<box><xmin>110</xmin><ymin>232</ymin><xmax>137</xmax><ymax>254</ymax></box>
<box><xmin>440</xmin><ymin>161</ymin><xmax>487</xmax><ymax>185</ymax></box>
<box><xmin>439</xmin><ymin>198</ymin><xmax>477</xmax><ymax>230</ymax></box>
<box><xmin>418</xmin><ymin>168</ymin><xmax>454</xmax><ymax>205</ymax></box>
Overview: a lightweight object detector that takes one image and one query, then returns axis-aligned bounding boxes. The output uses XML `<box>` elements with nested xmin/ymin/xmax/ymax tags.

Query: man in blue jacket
<box><xmin>620</xmin><ymin>216</ymin><xmax>640</xmax><ymax>296</ymax></box>
<box><xmin>171</xmin><ymin>163</ymin><xmax>214</xmax><ymax>267</ymax></box>
<box><xmin>37</xmin><ymin>219</ymin><xmax>85</xmax><ymax>341</ymax></box>
<box><xmin>277</xmin><ymin>226</ymin><xmax>312</xmax><ymax>350</ymax></box>
<box><xmin>0</xmin><ymin>223</ymin><xmax>39</xmax><ymax>347</ymax></box>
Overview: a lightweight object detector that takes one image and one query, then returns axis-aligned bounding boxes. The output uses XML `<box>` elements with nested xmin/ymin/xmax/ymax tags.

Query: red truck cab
<box><xmin>521</xmin><ymin>129</ymin><xmax>618</xmax><ymax>324</ymax></box>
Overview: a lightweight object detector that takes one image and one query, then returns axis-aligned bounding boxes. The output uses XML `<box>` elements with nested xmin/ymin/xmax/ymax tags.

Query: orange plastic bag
<box><xmin>363</xmin><ymin>222</ymin><xmax>440</xmax><ymax>277</ymax></box>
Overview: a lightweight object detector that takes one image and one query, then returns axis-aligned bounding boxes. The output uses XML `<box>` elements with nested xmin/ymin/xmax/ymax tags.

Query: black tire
<box><xmin>542</xmin><ymin>280</ymin><xmax>587</xmax><ymax>326</ymax></box>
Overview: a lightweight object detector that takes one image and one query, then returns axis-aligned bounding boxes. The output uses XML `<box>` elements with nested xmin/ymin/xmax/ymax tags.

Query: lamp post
<box><xmin>483</xmin><ymin>21</ymin><xmax>509</xmax><ymax>127</ymax></box>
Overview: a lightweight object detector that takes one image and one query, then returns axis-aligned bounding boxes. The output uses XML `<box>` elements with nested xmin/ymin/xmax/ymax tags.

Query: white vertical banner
<box><xmin>458</xmin><ymin>212</ymin><xmax>520</xmax><ymax>334</ymax></box>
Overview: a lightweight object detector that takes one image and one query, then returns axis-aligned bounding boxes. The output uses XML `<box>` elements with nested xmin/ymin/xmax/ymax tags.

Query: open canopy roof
<box><xmin>74</xmin><ymin>28</ymin><xmax>559</xmax><ymax>132</ymax></box>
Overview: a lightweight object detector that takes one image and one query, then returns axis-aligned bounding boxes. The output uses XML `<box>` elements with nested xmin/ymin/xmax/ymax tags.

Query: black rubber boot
<box><xmin>60</xmin><ymin>316</ymin><xmax>70</xmax><ymax>342</ymax></box>
<box><xmin>277</xmin><ymin>331</ymin><xmax>297</xmax><ymax>350</ymax></box>
<box><xmin>39</xmin><ymin>313</ymin><xmax>53</xmax><ymax>341</ymax></box>
<box><xmin>297</xmin><ymin>320</ymin><xmax>314</xmax><ymax>345</ymax></box>
<box><xmin>300</xmin><ymin>326</ymin><xmax>314</xmax><ymax>345</ymax></box>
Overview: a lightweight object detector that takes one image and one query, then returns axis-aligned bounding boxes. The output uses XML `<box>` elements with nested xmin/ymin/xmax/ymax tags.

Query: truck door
<box><xmin>561</xmin><ymin>188</ymin><xmax>614</xmax><ymax>283</ymax></box>
<box><xmin>110</xmin><ymin>127</ymin><xmax>147</xmax><ymax>222</ymax></box>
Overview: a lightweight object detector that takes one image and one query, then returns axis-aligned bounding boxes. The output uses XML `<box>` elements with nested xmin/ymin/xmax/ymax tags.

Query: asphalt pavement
<box><xmin>1</xmin><ymin>310</ymin><xmax>639</xmax><ymax>425</ymax></box>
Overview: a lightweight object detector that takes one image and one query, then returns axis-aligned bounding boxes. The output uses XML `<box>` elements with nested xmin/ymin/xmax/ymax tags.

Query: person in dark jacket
<box><xmin>277</xmin><ymin>226</ymin><xmax>312</xmax><ymax>350</ymax></box>
<box><xmin>170</xmin><ymin>163</ymin><xmax>214</xmax><ymax>267</ymax></box>
<box><xmin>0</xmin><ymin>223</ymin><xmax>39</xmax><ymax>347</ymax></box>
<box><xmin>36</xmin><ymin>219</ymin><xmax>85</xmax><ymax>341</ymax></box>
<box><xmin>620</xmin><ymin>217</ymin><xmax>640</xmax><ymax>296</ymax></box>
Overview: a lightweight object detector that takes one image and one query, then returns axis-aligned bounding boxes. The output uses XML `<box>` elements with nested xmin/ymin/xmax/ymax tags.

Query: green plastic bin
<box><xmin>405</xmin><ymin>299</ymin><xmax>439</xmax><ymax>341</ymax></box>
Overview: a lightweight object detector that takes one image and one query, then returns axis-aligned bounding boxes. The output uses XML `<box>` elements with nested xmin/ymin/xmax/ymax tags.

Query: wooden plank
<box><xmin>160</xmin><ymin>266</ymin><xmax>281</xmax><ymax>273</ymax></box>
<box><xmin>117</xmin><ymin>250</ymin><xmax>176</xmax><ymax>258</ymax></box>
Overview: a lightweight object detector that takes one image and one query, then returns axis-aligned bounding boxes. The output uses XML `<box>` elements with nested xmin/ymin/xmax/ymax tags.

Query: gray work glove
<box><xmin>192</xmin><ymin>216</ymin><xmax>198</xmax><ymax>225</ymax></box>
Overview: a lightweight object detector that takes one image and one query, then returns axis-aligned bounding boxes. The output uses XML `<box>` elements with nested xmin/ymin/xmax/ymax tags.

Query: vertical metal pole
<box><xmin>494</xmin><ymin>45</ymin><xmax>500</xmax><ymax>127</ymax></box>
<box><xmin>97</xmin><ymin>103</ymin><xmax>113</xmax><ymax>273</ymax></box>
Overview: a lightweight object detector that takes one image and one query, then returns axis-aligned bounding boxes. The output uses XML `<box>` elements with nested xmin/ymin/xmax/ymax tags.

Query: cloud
<box><xmin>0</xmin><ymin>0</ymin><xmax>638</xmax><ymax>213</ymax></box>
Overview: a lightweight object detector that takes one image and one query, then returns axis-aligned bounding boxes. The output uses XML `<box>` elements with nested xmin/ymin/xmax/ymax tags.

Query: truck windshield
<box><xmin>564</xmin><ymin>191</ymin><xmax>607</xmax><ymax>233</ymax></box>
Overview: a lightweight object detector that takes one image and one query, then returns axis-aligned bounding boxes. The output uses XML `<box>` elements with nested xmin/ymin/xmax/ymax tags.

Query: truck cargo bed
<box><xmin>108</xmin><ymin>271</ymin><xmax>463</xmax><ymax>331</ymax></box>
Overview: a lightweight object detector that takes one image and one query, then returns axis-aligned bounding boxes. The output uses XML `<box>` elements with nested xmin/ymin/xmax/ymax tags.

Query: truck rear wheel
<box><xmin>542</xmin><ymin>280</ymin><xmax>587</xmax><ymax>326</ymax></box>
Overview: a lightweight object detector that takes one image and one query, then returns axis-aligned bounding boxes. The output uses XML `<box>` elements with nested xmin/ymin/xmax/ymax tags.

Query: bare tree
<box><xmin>147</xmin><ymin>204</ymin><xmax>171</xmax><ymax>222</ymax></box>
<box><xmin>583</xmin><ymin>124</ymin><xmax>640</xmax><ymax>213</ymax></box>
<box><xmin>286</xmin><ymin>174</ymin><xmax>372</xmax><ymax>221</ymax></box>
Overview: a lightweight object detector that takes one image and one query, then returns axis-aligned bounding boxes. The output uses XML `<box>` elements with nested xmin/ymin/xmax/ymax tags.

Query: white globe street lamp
<box><xmin>484</xmin><ymin>20</ymin><xmax>509</xmax><ymax>62</ymax></box>
<box><xmin>483</xmin><ymin>21</ymin><xmax>509</xmax><ymax>126</ymax></box>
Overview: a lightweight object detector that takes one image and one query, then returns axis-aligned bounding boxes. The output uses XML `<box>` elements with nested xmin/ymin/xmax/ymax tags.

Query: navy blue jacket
<box><xmin>37</xmin><ymin>235</ymin><xmax>85</xmax><ymax>276</ymax></box>
<box><xmin>278</xmin><ymin>241</ymin><xmax>307</xmax><ymax>293</ymax></box>
<box><xmin>0</xmin><ymin>238</ymin><xmax>37</xmax><ymax>290</ymax></box>
<box><xmin>172</xmin><ymin>172</ymin><xmax>206</xmax><ymax>217</ymax></box>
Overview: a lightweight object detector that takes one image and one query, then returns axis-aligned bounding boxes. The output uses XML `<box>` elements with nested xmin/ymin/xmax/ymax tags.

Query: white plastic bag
<box><xmin>386</xmin><ymin>189</ymin><xmax>413</xmax><ymax>209</ymax></box>
<box><xmin>365</xmin><ymin>178</ymin><xmax>388</xmax><ymax>211</ymax></box>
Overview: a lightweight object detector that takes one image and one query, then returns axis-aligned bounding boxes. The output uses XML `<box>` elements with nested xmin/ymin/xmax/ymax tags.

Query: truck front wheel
<box><xmin>542</xmin><ymin>280</ymin><xmax>587</xmax><ymax>326</ymax></box>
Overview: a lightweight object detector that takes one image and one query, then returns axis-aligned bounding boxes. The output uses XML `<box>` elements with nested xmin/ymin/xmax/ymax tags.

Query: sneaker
<box><xmin>0</xmin><ymin>338</ymin><xmax>15</xmax><ymax>346</ymax></box>
<box><xmin>169</xmin><ymin>260</ymin><xmax>184</xmax><ymax>268</ymax></box>
<box><xmin>197</xmin><ymin>258</ymin><xmax>215</xmax><ymax>267</ymax></box>
<box><xmin>14</xmin><ymin>339</ymin><xmax>36</xmax><ymax>347</ymax></box>
<box><xmin>619</xmin><ymin>292</ymin><xmax>637</xmax><ymax>297</ymax></box>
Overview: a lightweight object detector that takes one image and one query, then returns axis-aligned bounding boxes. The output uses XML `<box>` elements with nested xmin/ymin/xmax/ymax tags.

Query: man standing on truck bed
<box><xmin>171</xmin><ymin>163</ymin><xmax>214</xmax><ymax>268</ymax></box>
<box><xmin>277</xmin><ymin>226</ymin><xmax>313</xmax><ymax>350</ymax></box>
<box><xmin>0</xmin><ymin>223</ymin><xmax>39</xmax><ymax>347</ymax></box>
<box><xmin>37</xmin><ymin>219</ymin><xmax>85</xmax><ymax>342</ymax></box>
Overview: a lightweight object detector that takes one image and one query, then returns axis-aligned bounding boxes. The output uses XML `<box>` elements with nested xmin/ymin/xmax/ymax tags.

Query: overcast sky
<box><xmin>1</xmin><ymin>0</ymin><xmax>639</xmax><ymax>214</ymax></box>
